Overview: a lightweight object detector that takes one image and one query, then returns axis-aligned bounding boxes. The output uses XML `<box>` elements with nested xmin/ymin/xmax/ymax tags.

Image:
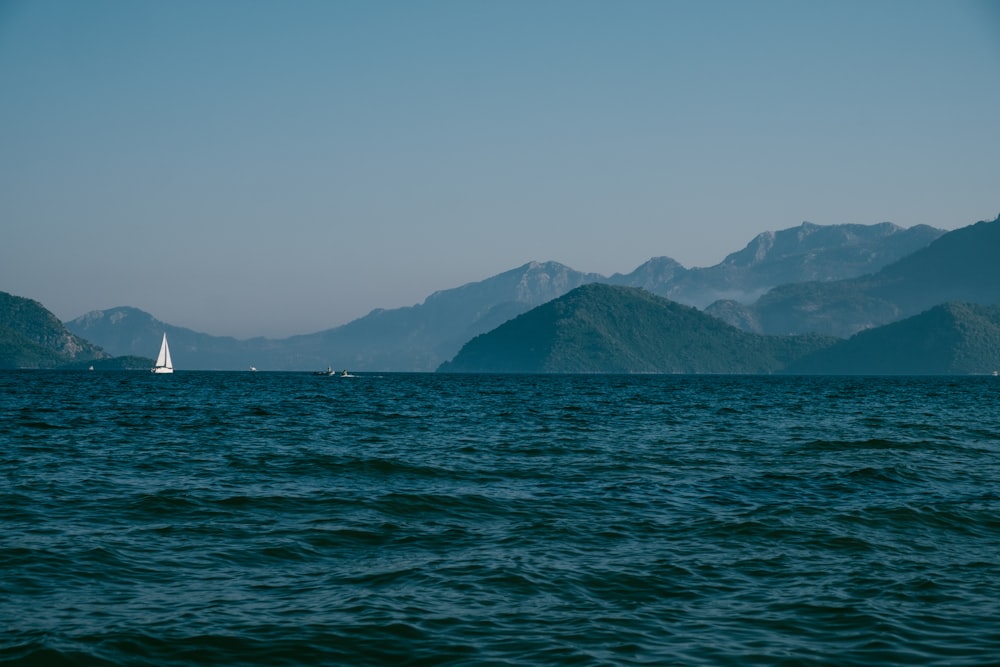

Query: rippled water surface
<box><xmin>3</xmin><ymin>371</ymin><xmax>1000</xmax><ymax>665</ymax></box>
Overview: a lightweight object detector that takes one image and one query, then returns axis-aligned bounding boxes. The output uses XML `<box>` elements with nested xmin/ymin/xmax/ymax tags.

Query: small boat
<box><xmin>314</xmin><ymin>366</ymin><xmax>335</xmax><ymax>376</ymax></box>
<box><xmin>250</xmin><ymin>366</ymin><xmax>257</xmax><ymax>372</ymax></box>
<box><xmin>340</xmin><ymin>370</ymin><xmax>355</xmax><ymax>378</ymax></box>
<box><xmin>151</xmin><ymin>333</ymin><xmax>174</xmax><ymax>374</ymax></box>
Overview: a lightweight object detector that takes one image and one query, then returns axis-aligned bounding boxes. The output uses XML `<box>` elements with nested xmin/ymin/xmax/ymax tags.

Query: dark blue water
<box><xmin>3</xmin><ymin>371</ymin><xmax>1000</xmax><ymax>666</ymax></box>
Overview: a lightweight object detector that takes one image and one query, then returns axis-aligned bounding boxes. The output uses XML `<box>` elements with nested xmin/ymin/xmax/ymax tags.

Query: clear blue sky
<box><xmin>2</xmin><ymin>1</ymin><xmax>998</xmax><ymax>338</ymax></box>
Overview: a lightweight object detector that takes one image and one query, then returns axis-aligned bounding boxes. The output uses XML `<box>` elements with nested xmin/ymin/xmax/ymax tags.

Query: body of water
<box><xmin>2</xmin><ymin>371</ymin><xmax>999</xmax><ymax>665</ymax></box>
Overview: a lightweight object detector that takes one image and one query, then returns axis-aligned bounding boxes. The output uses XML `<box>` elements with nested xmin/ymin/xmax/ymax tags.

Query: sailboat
<box><xmin>151</xmin><ymin>333</ymin><xmax>174</xmax><ymax>374</ymax></box>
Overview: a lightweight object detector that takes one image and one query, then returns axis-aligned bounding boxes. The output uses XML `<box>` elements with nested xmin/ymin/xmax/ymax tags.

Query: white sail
<box><xmin>152</xmin><ymin>333</ymin><xmax>174</xmax><ymax>374</ymax></box>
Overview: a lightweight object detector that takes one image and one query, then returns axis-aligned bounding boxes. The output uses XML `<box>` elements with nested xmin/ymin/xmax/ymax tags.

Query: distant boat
<box><xmin>250</xmin><ymin>366</ymin><xmax>257</xmax><ymax>372</ymax></box>
<box><xmin>315</xmin><ymin>366</ymin><xmax>335</xmax><ymax>376</ymax></box>
<box><xmin>340</xmin><ymin>370</ymin><xmax>354</xmax><ymax>378</ymax></box>
<box><xmin>151</xmin><ymin>333</ymin><xmax>174</xmax><ymax>374</ymax></box>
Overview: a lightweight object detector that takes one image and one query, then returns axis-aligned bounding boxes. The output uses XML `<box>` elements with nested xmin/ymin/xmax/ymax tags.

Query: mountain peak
<box><xmin>723</xmin><ymin>221</ymin><xmax>908</xmax><ymax>269</ymax></box>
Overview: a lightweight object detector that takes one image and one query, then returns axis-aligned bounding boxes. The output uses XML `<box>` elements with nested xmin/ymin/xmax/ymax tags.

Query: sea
<box><xmin>2</xmin><ymin>370</ymin><xmax>1000</xmax><ymax>666</ymax></box>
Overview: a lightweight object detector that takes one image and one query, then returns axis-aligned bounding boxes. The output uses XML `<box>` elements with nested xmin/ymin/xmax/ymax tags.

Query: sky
<box><xmin>2</xmin><ymin>1</ymin><xmax>998</xmax><ymax>339</ymax></box>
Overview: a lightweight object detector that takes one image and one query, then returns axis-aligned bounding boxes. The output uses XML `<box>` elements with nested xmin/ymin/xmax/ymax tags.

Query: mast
<box><xmin>162</xmin><ymin>334</ymin><xmax>172</xmax><ymax>369</ymax></box>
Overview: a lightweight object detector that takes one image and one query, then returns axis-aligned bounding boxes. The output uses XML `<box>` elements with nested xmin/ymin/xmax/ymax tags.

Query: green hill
<box><xmin>438</xmin><ymin>284</ymin><xmax>836</xmax><ymax>373</ymax></box>
<box><xmin>785</xmin><ymin>302</ymin><xmax>1000</xmax><ymax>375</ymax></box>
<box><xmin>0</xmin><ymin>291</ymin><xmax>150</xmax><ymax>369</ymax></box>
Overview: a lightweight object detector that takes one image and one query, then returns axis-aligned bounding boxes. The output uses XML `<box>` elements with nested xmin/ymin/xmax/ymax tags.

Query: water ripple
<box><xmin>2</xmin><ymin>372</ymin><xmax>1000</xmax><ymax>665</ymax></box>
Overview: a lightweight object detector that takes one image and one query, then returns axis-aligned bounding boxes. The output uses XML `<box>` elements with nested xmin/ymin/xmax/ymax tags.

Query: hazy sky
<box><xmin>2</xmin><ymin>1</ymin><xmax>998</xmax><ymax>338</ymax></box>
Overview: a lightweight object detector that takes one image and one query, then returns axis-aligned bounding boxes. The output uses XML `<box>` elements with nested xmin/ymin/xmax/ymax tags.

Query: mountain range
<box><xmin>63</xmin><ymin>219</ymin><xmax>952</xmax><ymax>371</ymax></box>
<box><xmin>5</xmin><ymin>214</ymin><xmax>997</xmax><ymax>373</ymax></box>
<box><xmin>707</xmin><ymin>217</ymin><xmax>1000</xmax><ymax>337</ymax></box>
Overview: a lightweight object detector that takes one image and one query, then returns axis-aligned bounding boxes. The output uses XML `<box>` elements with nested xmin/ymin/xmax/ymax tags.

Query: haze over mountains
<box><xmin>64</xmin><ymin>219</ymin><xmax>949</xmax><ymax>371</ymax></box>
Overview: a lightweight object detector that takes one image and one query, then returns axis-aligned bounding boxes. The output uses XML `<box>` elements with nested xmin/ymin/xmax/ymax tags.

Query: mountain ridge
<box><xmin>710</xmin><ymin>215</ymin><xmax>1000</xmax><ymax>337</ymax></box>
<box><xmin>641</xmin><ymin>220</ymin><xmax>942</xmax><ymax>308</ymax></box>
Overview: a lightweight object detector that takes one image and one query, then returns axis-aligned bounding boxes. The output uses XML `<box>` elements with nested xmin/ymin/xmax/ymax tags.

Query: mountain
<box><xmin>709</xmin><ymin>215</ymin><xmax>1000</xmax><ymax>337</ymax></box>
<box><xmin>438</xmin><ymin>284</ymin><xmax>836</xmax><ymax>374</ymax></box>
<box><xmin>277</xmin><ymin>260</ymin><xmax>608</xmax><ymax>371</ymax></box>
<box><xmin>67</xmin><ymin>306</ymin><xmax>271</xmax><ymax>371</ymax></box>
<box><xmin>610</xmin><ymin>221</ymin><xmax>943</xmax><ymax>307</ymax></box>
<box><xmin>68</xmin><ymin>221</ymin><xmax>940</xmax><ymax>371</ymax></box>
<box><xmin>785</xmin><ymin>302</ymin><xmax>1000</xmax><ymax>375</ymax></box>
<box><xmin>0</xmin><ymin>292</ymin><xmax>110</xmax><ymax>368</ymax></box>
<box><xmin>68</xmin><ymin>261</ymin><xmax>606</xmax><ymax>371</ymax></box>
